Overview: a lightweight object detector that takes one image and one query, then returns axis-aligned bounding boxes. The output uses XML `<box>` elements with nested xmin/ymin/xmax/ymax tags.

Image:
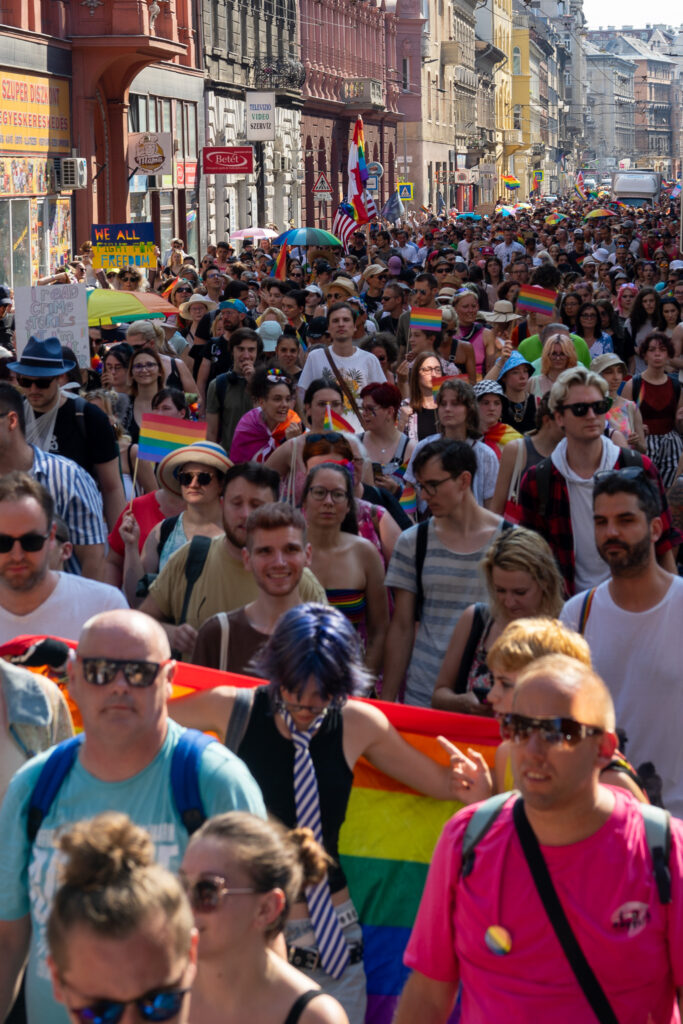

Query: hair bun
<box><xmin>287</xmin><ymin>827</ymin><xmax>332</xmax><ymax>889</ymax></box>
<box><xmin>59</xmin><ymin>813</ymin><xmax>154</xmax><ymax>891</ymax></box>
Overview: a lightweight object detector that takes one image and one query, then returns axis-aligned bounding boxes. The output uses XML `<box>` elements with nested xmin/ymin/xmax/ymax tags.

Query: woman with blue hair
<box><xmin>171</xmin><ymin>602</ymin><xmax>466</xmax><ymax>1024</ymax></box>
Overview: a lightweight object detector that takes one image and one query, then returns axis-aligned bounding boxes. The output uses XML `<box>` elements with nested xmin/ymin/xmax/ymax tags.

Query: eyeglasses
<box><xmin>177</xmin><ymin>471</ymin><xmax>215</xmax><ymax>488</ymax></box>
<box><xmin>415</xmin><ymin>475</ymin><xmax>455</xmax><ymax>497</ymax></box>
<box><xmin>133</xmin><ymin>362</ymin><xmax>159</xmax><ymax>372</ymax></box>
<box><xmin>16</xmin><ymin>375</ymin><xmax>54</xmax><ymax>389</ymax></box>
<box><xmin>277</xmin><ymin>694</ymin><xmax>344</xmax><ymax>716</ymax></box>
<box><xmin>558</xmin><ymin>398</ymin><xmax>612</xmax><ymax>417</ymax></box>
<box><xmin>181</xmin><ymin>874</ymin><xmax>256</xmax><ymax>913</ymax></box>
<box><xmin>580</xmin><ymin>313</ymin><xmax>598</xmax><ymax>319</ymax></box>
<box><xmin>307</xmin><ymin>485</ymin><xmax>348</xmax><ymax>503</ymax></box>
<box><xmin>420</xmin><ymin>365</ymin><xmax>442</xmax><ymax>375</ymax></box>
<box><xmin>594</xmin><ymin>466</ymin><xmax>648</xmax><ymax>486</ymax></box>
<box><xmin>65</xmin><ymin>985</ymin><xmax>190</xmax><ymax>1024</ymax></box>
<box><xmin>79</xmin><ymin>657</ymin><xmax>166</xmax><ymax>688</ymax></box>
<box><xmin>0</xmin><ymin>531</ymin><xmax>50</xmax><ymax>553</ymax></box>
<box><xmin>500</xmin><ymin>712</ymin><xmax>604</xmax><ymax>746</ymax></box>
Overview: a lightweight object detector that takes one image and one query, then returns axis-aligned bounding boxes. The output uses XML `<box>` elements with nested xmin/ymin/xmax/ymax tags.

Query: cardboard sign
<box><xmin>14</xmin><ymin>283</ymin><xmax>89</xmax><ymax>367</ymax></box>
<box><xmin>91</xmin><ymin>223</ymin><xmax>157</xmax><ymax>269</ymax></box>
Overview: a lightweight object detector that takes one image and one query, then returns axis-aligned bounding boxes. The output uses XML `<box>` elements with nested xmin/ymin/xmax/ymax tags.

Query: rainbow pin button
<box><xmin>485</xmin><ymin>925</ymin><xmax>512</xmax><ymax>956</ymax></box>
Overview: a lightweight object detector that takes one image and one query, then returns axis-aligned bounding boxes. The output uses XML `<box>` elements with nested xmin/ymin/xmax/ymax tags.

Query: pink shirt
<box><xmin>404</xmin><ymin>789</ymin><xmax>683</xmax><ymax>1023</ymax></box>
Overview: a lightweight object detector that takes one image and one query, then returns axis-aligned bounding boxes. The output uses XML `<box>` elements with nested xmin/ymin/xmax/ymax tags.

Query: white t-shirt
<box><xmin>297</xmin><ymin>345</ymin><xmax>385</xmax><ymax>431</ymax></box>
<box><xmin>0</xmin><ymin>573</ymin><xmax>129</xmax><ymax>645</ymax></box>
<box><xmin>561</xmin><ymin>575</ymin><xmax>683</xmax><ymax>817</ymax></box>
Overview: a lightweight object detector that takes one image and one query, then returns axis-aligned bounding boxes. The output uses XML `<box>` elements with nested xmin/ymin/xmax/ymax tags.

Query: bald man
<box><xmin>0</xmin><ymin>609</ymin><xmax>265</xmax><ymax>1024</ymax></box>
<box><xmin>396</xmin><ymin>655</ymin><xmax>683</xmax><ymax>1024</ymax></box>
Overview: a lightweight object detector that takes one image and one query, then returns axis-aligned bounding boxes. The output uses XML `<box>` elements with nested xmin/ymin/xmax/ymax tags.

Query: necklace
<box><xmin>508</xmin><ymin>396</ymin><xmax>528</xmax><ymax>423</ymax></box>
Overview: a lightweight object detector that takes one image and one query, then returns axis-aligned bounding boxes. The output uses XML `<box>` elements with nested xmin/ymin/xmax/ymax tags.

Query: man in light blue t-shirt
<box><xmin>0</xmin><ymin>609</ymin><xmax>265</xmax><ymax>1024</ymax></box>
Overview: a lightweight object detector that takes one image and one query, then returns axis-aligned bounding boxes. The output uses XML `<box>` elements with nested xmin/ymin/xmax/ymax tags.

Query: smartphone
<box><xmin>372</xmin><ymin>463</ymin><xmax>382</xmax><ymax>477</ymax></box>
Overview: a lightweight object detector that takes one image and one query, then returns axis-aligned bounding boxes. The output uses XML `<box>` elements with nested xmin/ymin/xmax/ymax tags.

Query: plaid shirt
<box><xmin>518</xmin><ymin>452</ymin><xmax>681</xmax><ymax>596</ymax></box>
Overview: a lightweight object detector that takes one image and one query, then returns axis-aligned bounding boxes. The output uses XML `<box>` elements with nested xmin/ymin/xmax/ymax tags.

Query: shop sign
<box><xmin>0</xmin><ymin>71</ymin><xmax>70</xmax><ymax>154</ymax></box>
<box><xmin>127</xmin><ymin>132</ymin><xmax>173</xmax><ymax>175</ymax></box>
<box><xmin>202</xmin><ymin>147</ymin><xmax>254</xmax><ymax>174</ymax></box>
<box><xmin>91</xmin><ymin>222</ymin><xmax>157</xmax><ymax>269</ymax></box>
<box><xmin>245</xmin><ymin>92</ymin><xmax>276</xmax><ymax>142</ymax></box>
<box><xmin>14</xmin><ymin>283</ymin><xmax>89</xmax><ymax>366</ymax></box>
<box><xmin>0</xmin><ymin>156</ymin><xmax>57</xmax><ymax>197</ymax></box>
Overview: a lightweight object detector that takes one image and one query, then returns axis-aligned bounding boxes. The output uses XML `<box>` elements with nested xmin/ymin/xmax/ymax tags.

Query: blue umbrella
<box><xmin>456</xmin><ymin>212</ymin><xmax>482</xmax><ymax>221</ymax></box>
<box><xmin>273</xmin><ymin>227</ymin><xmax>342</xmax><ymax>247</ymax></box>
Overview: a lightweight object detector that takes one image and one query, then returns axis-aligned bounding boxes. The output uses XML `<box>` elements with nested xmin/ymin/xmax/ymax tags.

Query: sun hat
<box><xmin>361</xmin><ymin>264</ymin><xmax>389</xmax><ymax>283</ymax></box>
<box><xmin>591</xmin><ymin>352</ymin><xmax>627</xmax><ymax>376</ymax></box>
<box><xmin>7</xmin><ymin>336</ymin><xmax>76</xmax><ymax>377</ymax></box>
<box><xmin>479</xmin><ymin>300</ymin><xmax>523</xmax><ymax>324</ymax></box>
<box><xmin>157</xmin><ymin>441</ymin><xmax>233</xmax><ymax>496</ymax></box>
<box><xmin>473</xmin><ymin>380</ymin><xmax>504</xmax><ymax>399</ymax></box>
<box><xmin>322</xmin><ymin>277</ymin><xmax>358</xmax><ymax>298</ymax></box>
<box><xmin>497</xmin><ymin>350</ymin><xmax>534</xmax><ymax>379</ymax></box>
<box><xmin>179</xmin><ymin>294</ymin><xmax>218</xmax><ymax>317</ymax></box>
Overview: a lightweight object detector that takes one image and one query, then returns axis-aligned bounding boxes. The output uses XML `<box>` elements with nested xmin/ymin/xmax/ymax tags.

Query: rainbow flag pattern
<box><xmin>137</xmin><ymin>412</ymin><xmax>206</xmax><ymax>462</ymax></box>
<box><xmin>349</xmin><ymin>116</ymin><xmax>370</xmax><ymax>223</ymax></box>
<box><xmin>516</xmin><ymin>284</ymin><xmax>557</xmax><ymax>317</ymax></box>
<box><xmin>323</xmin><ymin>404</ymin><xmax>355</xmax><ymax>433</ymax></box>
<box><xmin>271</xmin><ymin>245</ymin><xmax>288</xmax><ymax>281</ymax></box>
<box><xmin>410</xmin><ymin>308</ymin><xmax>442</xmax><ymax>332</ymax></box>
<box><xmin>431</xmin><ymin>374</ymin><xmax>467</xmax><ymax>400</ymax></box>
<box><xmin>484</xmin><ymin>421</ymin><xmax>522</xmax><ymax>459</ymax></box>
<box><xmin>394</xmin><ymin>464</ymin><xmax>417</xmax><ymax>518</ymax></box>
<box><xmin>502</xmin><ymin>175</ymin><xmax>520</xmax><ymax>189</ymax></box>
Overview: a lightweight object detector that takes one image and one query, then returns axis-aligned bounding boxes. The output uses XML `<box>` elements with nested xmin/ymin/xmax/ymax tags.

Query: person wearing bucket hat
<box><xmin>489</xmin><ymin>350</ymin><xmax>536</xmax><ymax>433</ymax></box>
<box><xmin>360</xmin><ymin>265</ymin><xmax>389</xmax><ymax>316</ymax></box>
<box><xmin>473</xmin><ymin>379</ymin><xmax>522</xmax><ymax>458</ymax></box>
<box><xmin>120</xmin><ymin>441</ymin><xmax>230</xmax><ymax>605</ymax></box>
<box><xmin>9</xmin><ymin>337</ymin><xmax>126</xmax><ymax>531</ymax></box>
<box><xmin>591</xmin><ymin>352</ymin><xmax>646</xmax><ymax>452</ymax></box>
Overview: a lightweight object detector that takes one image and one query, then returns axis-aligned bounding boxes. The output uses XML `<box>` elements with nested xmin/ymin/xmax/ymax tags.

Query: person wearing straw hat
<box><xmin>8</xmin><ymin>337</ymin><xmax>126</xmax><ymax>532</ymax></box>
<box><xmin>178</xmin><ymin>293</ymin><xmax>218</xmax><ymax>359</ymax></box>
<box><xmin>120</xmin><ymin>441</ymin><xmax>231</xmax><ymax>606</ymax></box>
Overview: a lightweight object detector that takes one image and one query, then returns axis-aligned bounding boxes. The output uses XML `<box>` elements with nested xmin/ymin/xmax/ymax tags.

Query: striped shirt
<box><xmin>31</xmin><ymin>445</ymin><xmax>106</xmax><ymax>574</ymax></box>
<box><xmin>385</xmin><ymin>518</ymin><xmax>506</xmax><ymax>707</ymax></box>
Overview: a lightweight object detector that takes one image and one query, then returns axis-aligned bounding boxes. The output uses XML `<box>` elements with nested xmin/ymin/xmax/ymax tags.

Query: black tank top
<box><xmin>524</xmin><ymin>435</ymin><xmax>545</xmax><ymax>469</ymax></box>
<box><xmin>237</xmin><ymin>687</ymin><xmax>354</xmax><ymax>893</ymax></box>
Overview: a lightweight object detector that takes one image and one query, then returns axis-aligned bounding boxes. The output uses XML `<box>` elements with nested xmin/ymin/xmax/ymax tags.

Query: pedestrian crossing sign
<box><xmin>398</xmin><ymin>182</ymin><xmax>413</xmax><ymax>200</ymax></box>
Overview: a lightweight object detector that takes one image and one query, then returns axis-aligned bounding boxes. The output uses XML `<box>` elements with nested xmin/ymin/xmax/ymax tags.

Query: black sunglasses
<box><xmin>177</xmin><ymin>471</ymin><xmax>214</xmax><ymax>487</ymax></box>
<box><xmin>16</xmin><ymin>375</ymin><xmax>54</xmax><ymax>389</ymax></box>
<box><xmin>181</xmin><ymin>874</ymin><xmax>256</xmax><ymax>913</ymax></box>
<box><xmin>66</xmin><ymin>986</ymin><xmax>190</xmax><ymax>1024</ymax></box>
<box><xmin>559</xmin><ymin>398</ymin><xmax>611</xmax><ymax>417</ymax></box>
<box><xmin>79</xmin><ymin>657</ymin><xmax>165</xmax><ymax>688</ymax></box>
<box><xmin>0</xmin><ymin>531</ymin><xmax>50</xmax><ymax>553</ymax></box>
<box><xmin>500</xmin><ymin>712</ymin><xmax>604</xmax><ymax>746</ymax></box>
<box><xmin>594</xmin><ymin>466</ymin><xmax>648</xmax><ymax>485</ymax></box>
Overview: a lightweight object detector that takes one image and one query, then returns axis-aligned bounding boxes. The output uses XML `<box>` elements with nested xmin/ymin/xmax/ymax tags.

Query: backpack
<box><xmin>534</xmin><ymin>448</ymin><xmax>644</xmax><ymax>519</ymax></box>
<box><xmin>459</xmin><ymin>792</ymin><xmax>672</xmax><ymax>905</ymax></box>
<box><xmin>26</xmin><ymin>728</ymin><xmax>215</xmax><ymax>844</ymax></box>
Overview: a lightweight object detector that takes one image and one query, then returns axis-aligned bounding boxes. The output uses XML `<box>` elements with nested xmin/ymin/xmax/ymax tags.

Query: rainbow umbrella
<box><xmin>87</xmin><ymin>289</ymin><xmax>177</xmax><ymax>327</ymax></box>
<box><xmin>274</xmin><ymin>227</ymin><xmax>342</xmax><ymax>246</ymax></box>
<box><xmin>545</xmin><ymin>213</ymin><xmax>566</xmax><ymax>225</ymax></box>
<box><xmin>583</xmin><ymin>208</ymin><xmax>617</xmax><ymax>220</ymax></box>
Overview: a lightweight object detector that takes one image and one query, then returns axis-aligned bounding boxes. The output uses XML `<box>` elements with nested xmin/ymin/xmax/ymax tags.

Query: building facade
<box><xmin>584</xmin><ymin>45</ymin><xmax>636</xmax><ymax>173</ymax></box>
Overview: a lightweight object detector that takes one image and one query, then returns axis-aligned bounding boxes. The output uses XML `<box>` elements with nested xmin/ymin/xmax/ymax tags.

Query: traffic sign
<box><xmin>366</xmin><ymin>174</ymin><xmax>379</xmax><ymax>193</ymax></box>
<box><xmin>312</xmin><ymin>171</ymin><xmax>333</xmax><ymax>197</ymax></box>
<box><xmin>367</xmin><ymin>161</ymin><xmax>384</xmax><ymax>178</ymax></box>
<box><xmin>398</xmin><ymin>182</ymin><xmax>413</xmax><ymax>200</ymax></box>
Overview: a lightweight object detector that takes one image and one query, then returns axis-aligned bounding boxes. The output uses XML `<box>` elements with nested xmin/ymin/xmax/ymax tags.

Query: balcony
<box><xmin>340</xmin><ymin>78</ymin><xmax>384</xmax><ymax>110</ymax></box>
<box><xmin>441</xmin><ymin>41</ymin><xmax>462</xmax><ymax>66</ymax></box>
<box><xmin>503</xmin><ymin>128</ymin><xmax>523</xmax><ymax>145</ymax></box>
<box><xmin>531</xmin><ymin>142</ymin><xmax>545</xmax><ymax>155</ymax></box>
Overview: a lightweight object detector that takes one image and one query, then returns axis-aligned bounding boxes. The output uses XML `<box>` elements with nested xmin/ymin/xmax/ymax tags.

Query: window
<box><xmin>402</xmin><ymin>57</ymin><xmax>410</xmax><ymax>91</ymax></box>
<box><xmin>513</xmin><ymin>47</ymin><xmax>521</xmax><ymax>75</ymax></box>
<box><xmin>513</xmin><ymin>104</ymin><xmax>521</xmax><ymax>130</ymax></box>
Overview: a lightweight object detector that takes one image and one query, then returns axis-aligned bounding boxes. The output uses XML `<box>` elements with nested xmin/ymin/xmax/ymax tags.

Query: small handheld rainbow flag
<box><xmin>394</xmin><ymin>464</ymin><xmax>417</xmax><ymax>517</ymax></box>
<box><xmin>271</xmin><ymin>245</ymin><xmax>288</xmax><ymax>281</ymax></box>
<box><xmin>410</xmin><ymin>308</ymin><xmax>442</xmax><ymax>333</ymax></box>
<box><xmin>137</xmin><ymin>413</ymin><xmax>206</xmax><ymax>462</ymax></box>
<box><xmin>323</xmin><ymin>404</ymin><xmax>355</xmax><ymax>433</ymax></box>
<box><xmin>516</xmin><ymin>284</ymin><xmax>557</xmax><ymax>317</ymax></box>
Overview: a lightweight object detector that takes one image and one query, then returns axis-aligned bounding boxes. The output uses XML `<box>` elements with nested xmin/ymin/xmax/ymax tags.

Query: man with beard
<box><xmin>0</xmin><ymin>473</ymin><xmax>127</xmax><ymax>644</ymax></box>
<box><xmin>141</xmin><ymin>464</ymin><xmax>325</xmax><ymax>656</ymax></box>
<box><xmin>561</xmin><ymin>467</ymin><xmax>683</xmax><ymax>816</ymax></box>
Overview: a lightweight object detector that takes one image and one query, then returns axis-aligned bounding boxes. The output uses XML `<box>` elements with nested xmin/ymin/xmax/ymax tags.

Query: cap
<box><xmin>306</xmin><ymin>316</ymin><xmax>329</xmax><ymax>339</ymax></box>
<box><xmin>573</xmin><ymin>229</ymin><xmax>584</xmax><ymax>238</ymax></box>
<box><xmin>304</xmin><ymin>284</ymin><xmax>323</xmax><ymax>298</ymax></box>
<box><xmin>387</xmin><ymin>256</ymin><xmax>402</xmax><ymax>276</ymax></box>
<box><xmin>219</xmin><ymin>299</ymin><xmax>248</xmax><ymax>314</ymax></box>
<box><xmin>591</xmin><ymin>352</ymin><xmax>627</xmax><ymax>376</ymax></box>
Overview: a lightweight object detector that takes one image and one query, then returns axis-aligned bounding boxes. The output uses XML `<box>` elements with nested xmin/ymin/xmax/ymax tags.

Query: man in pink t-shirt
<box><xmin>395</xmin><ymin>655</ymin><xmax>683</xmax><ymax>1024</ymax></box>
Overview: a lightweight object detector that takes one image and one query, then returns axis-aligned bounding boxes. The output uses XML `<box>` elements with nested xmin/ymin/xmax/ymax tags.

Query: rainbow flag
<box><xmin>271</xmin><ymin>245</ymin><xmax>288</xmax><ymax>281</ymax></box>
<box><xmin>394</xmin><ymin>464</ymin><xmax>417</xmax><ymax>518</ymax></box>
<box><xmin>575</xmin><ymin>171</ymin><xmax>587</xmax><ymax>200</ymax></box>
<box><xmin>323</xmin><ymin>404</ymin><xmax>355</xmax><ymax>433</ymax></box>
<box><xmin>484</xmin><ymin>421</ymin><xmax>522</xmax><ymax>459</ymax></box>
<box><xmin>516</xmin><ymin>284</ymin><xmax>556</xmax><ymax>317</ymax></box>
<box><xmin>431</xmin><ymin>374</ymin><xmax>467</xmax><ymax>400</ymax></box>
<box><xmin>349</xmin><ymin>116</ymin><xmax>370</xmax><ymax>223</ymax></box>
<box><xmin>410</xmin><ymin>307</ymin><xmax>442</xmax><ymax>332</ymax></box>
<box><xmin>502</xmin><ymin>175</ymin><xmax>520</xmax><ymax>189</ymax></box>
<box><xmin>137</xmin><ymin>412</ymin><xmax>206</xmax><ymax>462</ymax></box>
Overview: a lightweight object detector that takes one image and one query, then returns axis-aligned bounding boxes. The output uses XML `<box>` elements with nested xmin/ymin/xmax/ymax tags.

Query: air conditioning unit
<box><xmin>295</xmin><ymin>168</ymin><xmax>305</xmax><ymax>181</ymax></box>
<box><xmin>60</xmin><ymin>157</ymin><xmax>88</xmax><ymax>190</ymax></box>
<box><xmin>146</xmin><ymin>174</ymin><xmax>163</xmax><ymax>190</ymax></box>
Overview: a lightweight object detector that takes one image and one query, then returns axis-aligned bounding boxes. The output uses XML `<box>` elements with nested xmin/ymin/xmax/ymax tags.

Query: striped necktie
<box><xmin>281</xmin><ymin>707</ymin><xmax>350</xmax><ymax>979</ymax></box>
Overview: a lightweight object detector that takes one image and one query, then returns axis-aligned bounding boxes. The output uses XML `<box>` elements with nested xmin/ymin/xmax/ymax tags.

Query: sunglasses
<box><xmin>0</xmin><ymin>531</ymin><xmax>49</xmax><ymax>553</ymax></box>
<box><xmin>181</xmin><ymin>874</ymin><xmax>256</xmax><ymax>913</ymax></box>
<box><xmin>66</xmin><ymin>986</ymin><xmax>190</xmax><ymax>1024</ymax></box>
<box><xmin>119</xmin><ymin>275</ymin><xmax>140</xmax><ymax>283</ymax></box>
<box><xmin>177</xmin><ymin>471</ymin><xmax>214</xmax><ymax>487</ymax></box>
<box><xmin>594</xmin><ymin>466</ymin><xmax>648</xmax><ymax>486</ymax></box>
<box><xmin>559</xmin><ymin>398</ymin><xmax>612</xmax><ymax>417</ymax></box>
<box><xmin>17</xmin><ymin>375</ymin><xmax>54</xmax><ymax>389</ymax></box>
<box><xmin>174</xmin><ymin>287</ymin><xmax>192</xmax><ymax>294</ymax></box>
<box><xmin>500</xmin><ymin>712</ymin><xmax>604</xmax><ymax>746</ymax></box>
<box><xmin>79</xmin><ymin>657</ymin><xmax>165</xmax><ymax>688</ymax></box>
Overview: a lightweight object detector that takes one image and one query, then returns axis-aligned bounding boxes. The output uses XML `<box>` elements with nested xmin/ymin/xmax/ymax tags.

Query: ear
<box><xmin>47</xmin><ymin>955</ymin><xmax>66</xmax><ymax>1005</ymax></box>
<box><xmin>303</xmin><ymin>542</ymin><xmax>312</xmax><ymax>568</ymax></box>
<box><xmin>596</xmin><ymin>730</ymin><xmax>618</xmax><ymax>768</ymax></box>
<box><xmin>650</xmin><ymin>515</ymin><xmax>663</xmax><ymax>546</ymax></box>
<box><xmin>254</xmin><ymin>888</ymin><xmax>286</xmax><ymax>933</ymax></box>
<box><xmin>241</xmin><ymin>546</ymin><xmax>251</xmax><ymax>571</ymax></box>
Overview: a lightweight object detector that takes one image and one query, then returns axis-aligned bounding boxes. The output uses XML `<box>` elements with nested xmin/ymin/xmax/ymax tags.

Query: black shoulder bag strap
<box><xmin>512</xmin><ymin>799</ymin><xmax>620</xmax><ymax>1024</ymax></box>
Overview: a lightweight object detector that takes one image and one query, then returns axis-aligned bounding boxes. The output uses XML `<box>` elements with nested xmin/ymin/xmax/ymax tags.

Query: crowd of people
<box><xmin>0</xmin><ymin>190</ymin><xmax>683</xmax><ymax>1023</ymax></box>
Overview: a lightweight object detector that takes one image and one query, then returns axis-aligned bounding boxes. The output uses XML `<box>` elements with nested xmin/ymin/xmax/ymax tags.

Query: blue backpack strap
<box><xmin>461</xmin><ymin>791</ymin><xmax>517</xmax><ymax>878</ymax></box>
<box><xmin>27</xmin><ymin>735</ymin><xmax>85</xmax><ymax>843</ymax></box>
<box><xmin>639</xmin><ymin>803</ymin><xmax>672</xmax><ymax>905</ymax></box>
<box><xmin>171</xmin><ymin>728</ymin><xmax>216</xmax><ymax>836</ymax></box>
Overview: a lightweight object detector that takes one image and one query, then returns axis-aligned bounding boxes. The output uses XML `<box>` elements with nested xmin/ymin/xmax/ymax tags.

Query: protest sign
<box><xmin>14</xmin><ymin>284</ymin><xmax>89</xmax><ymax>366</ymax></box>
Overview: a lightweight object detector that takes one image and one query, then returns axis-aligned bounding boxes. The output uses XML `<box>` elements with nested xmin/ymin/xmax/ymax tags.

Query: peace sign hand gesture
<box><xmin>437</xmin><ymin>736</ymin><xmax>494</xmax><ymax>805</ymax></box>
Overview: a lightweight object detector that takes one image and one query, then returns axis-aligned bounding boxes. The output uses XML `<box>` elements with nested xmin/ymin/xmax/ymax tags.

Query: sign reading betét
<box><xmin>246</xmin><ymin>92</ymin><xmax>276</xmax><ymax>141</ymax></box>
<box><xmin>202</xmin><ymin>147</ymin><xmax>254</xmax><ymax>174</ymax></box>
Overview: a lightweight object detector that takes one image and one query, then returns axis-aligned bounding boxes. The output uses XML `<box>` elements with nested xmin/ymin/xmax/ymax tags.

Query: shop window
<box><xmin>0</xmin><ymin>203</ymin><xmax>10</xmax><ymax>287</ymax></box>
<box><xmin>12</xmin><ymin>200</ymin><xmax>31</xmax><ymax>287</ymax></box>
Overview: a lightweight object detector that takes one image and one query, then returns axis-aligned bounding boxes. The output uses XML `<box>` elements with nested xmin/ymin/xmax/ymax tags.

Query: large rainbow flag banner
<box><xmin>349</xmin><ymin>116</ymin><xmax>371</xmax><ymax>223</ymax></box>
<box><xmin>516</xmin><ymin>284</ymin><xmax>557</xmax><ymax>317</ymax></box>
<box><xmin>137</xmin><ymin>413</ymin><xmax>206</xmax><ymax>462</ymax></box>
<box><xmin>0</xmin><ymin>638</ymin><xmax>500</xmax><ymax>1024</ymax></box>
<box><xmin>501</xmin><ymin>175</ymin><xmax>520</xmax><ymax>189</ymax></box>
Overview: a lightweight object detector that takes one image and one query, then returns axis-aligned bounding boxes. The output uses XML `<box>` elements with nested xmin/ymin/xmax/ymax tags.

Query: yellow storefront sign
<box><xmin>0</xmin><ymin>71</ymin><xmax>71</xmax><ymax>155</ymax></box>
